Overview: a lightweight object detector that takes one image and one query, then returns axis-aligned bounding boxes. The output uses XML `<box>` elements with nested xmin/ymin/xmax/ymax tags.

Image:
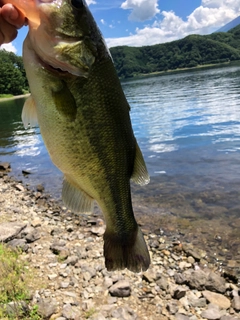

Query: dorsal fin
<box><xmin>131</xmin><ymin>142</ymin><xmax>150</xmax><ymax>186</ymax></box>
<box><xmin>21</xmin><ymin>96</ymin><xmax>38</xmax><ymax>128</ymax></box>
<box><xmin>62</xmin><ymin>177</ymin><xmax>94</xmax><ymax>214</ymax></box>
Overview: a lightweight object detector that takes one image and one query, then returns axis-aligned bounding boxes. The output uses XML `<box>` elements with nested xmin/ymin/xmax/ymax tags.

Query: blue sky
<box><xmin>2</xmin><ymin>0</ymin><xmax>240</xmax><ymax>55</ymax></box>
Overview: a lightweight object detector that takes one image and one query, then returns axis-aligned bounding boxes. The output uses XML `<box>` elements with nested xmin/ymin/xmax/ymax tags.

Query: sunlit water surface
<box><xmin>0</xmin><ymin>65</ymin><xmax>240</xmax><ymax>274</ymax></box>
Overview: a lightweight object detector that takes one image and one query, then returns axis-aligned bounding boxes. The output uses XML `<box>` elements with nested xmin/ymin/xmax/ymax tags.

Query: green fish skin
<box><xmin>21</xmin><ymin>0</ymin><xmax>150</xmax><ymax>272</ymax></box>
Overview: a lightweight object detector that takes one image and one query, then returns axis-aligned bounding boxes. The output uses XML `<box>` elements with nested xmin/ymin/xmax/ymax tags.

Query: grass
<box><xmin>0</xmin><ymin>94</ymin><xmax>14</xmax><ymax>99</ymax></box>
<box><xmin>0</xmin><ymin>243</ymin><xmax>43</xmax><ymax>320</ymax></box>
<box><xmin>85</xmin><ymin>308</ymin><xmax>96</xmax><ymax>319</ymax></box>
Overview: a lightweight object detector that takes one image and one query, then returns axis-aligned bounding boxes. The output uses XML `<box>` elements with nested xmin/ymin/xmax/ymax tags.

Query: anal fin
<box><xmin>62</xmin><ymin>177</ymin><xmax>94</xmax><ymax>214</ymax></box>
<box><xmin>131</xmin><ymin>142</ymin><xmax>150</xmax><ymax>186</ymax></box>
<box><xmin>21</xmin><ymin>96</ymin><xmax>38</xmax><ymax>128</ymax></box>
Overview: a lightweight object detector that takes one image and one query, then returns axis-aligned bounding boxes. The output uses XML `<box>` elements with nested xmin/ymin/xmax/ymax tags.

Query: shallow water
<box><xmin>0</xmin><ymin>65</ymin><xmax>240</xmax><ymax>274</ymax></box>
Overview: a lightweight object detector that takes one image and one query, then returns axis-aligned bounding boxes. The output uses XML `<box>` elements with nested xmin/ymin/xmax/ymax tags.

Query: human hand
<box><xmin>0</xmin><ymin>3</ymin><xmax>27</xmax><ymax>44</ymax></box>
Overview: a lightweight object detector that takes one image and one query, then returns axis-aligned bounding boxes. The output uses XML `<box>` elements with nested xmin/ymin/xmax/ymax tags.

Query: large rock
<box><xmin>202</xmin><ymin>291</ymin><xmax>231</xmax><ymax>309</ymax></box>
<box><xmin>7</xmin><ymin>239</ymin><xmax>29</xmax><ymax>252</ymax></box>
<box><xmin>183</xmin><ymin>269</ymin><xmax>207</xmax><ymax>290</ymax></box>
<box><xmin>205</xmin><ymin>272</ymin><xmax>226</xmax><ymax>293</ymax></box>
<box><xmin>62</xmin><ymin>304</ymin><xmax>81</xmax><ymax>320</ymax></box>
<box><xmin>25</xmin><ymin>230</ymin><xmax>41</xmax><ymax>243</ymax></box>
<box><xmin>0</xmin><ymin>222</ymin><xmax>27</xmax><ymax>242</ymax></box>
<box><xmin>37</xmin><ymin>298</ymin><xmax>58</xmax><ymax>319</ymax></box>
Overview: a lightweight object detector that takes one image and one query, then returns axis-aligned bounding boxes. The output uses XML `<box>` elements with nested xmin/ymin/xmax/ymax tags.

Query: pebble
<box><xmin>0</xmin><ymin>168</ymin><xmax>239</xmax><ymax>320</ymax></box>
<box><xmin>166</xmin><ymin>301</ymin><xmax>179</xmax><ymax>315</ymax></box>
<box><xmin>109</xmin><ymin>280</ymin><xmax>131</xmax><ymax>297</ymax></box>
<box><xmin>232</xmin><ymin>296</ymin><xmax>240</xmax><ymax>311</ymax></box>
<box><xmin>201</xmin><ymin>304</ymin><xmax>222</xmax><ymax>320</ymax></box>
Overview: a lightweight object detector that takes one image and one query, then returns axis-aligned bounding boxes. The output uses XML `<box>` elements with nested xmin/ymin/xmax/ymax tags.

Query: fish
<box><xmin>6</xmin><ymin>0</ymin><xmax>150</xmax><ymax>272</ymax></box>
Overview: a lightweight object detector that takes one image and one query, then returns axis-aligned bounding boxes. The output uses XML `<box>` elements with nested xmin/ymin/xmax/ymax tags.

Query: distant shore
<box><xmin>0</xmin><ymin>93</ymin><xmax>30</xmax><ymax>102</ymax></box>
<box><xmin>126</xmin><ymin>61</ymin><xmax>233</xmax><ymax>80</ymax></box>
<box><xmin>119</xmin><ymin>60</ymin><xmax>240</xmax><ymax>81</ymax></box>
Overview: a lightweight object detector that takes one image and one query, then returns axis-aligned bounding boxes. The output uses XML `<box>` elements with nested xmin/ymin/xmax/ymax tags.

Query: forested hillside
<box><xmin>110</xmin><ymin>25</ymin><xmax>240</xmax><ymax>78</ymax></box>
<box><xmin>0</xmin><ymin>50</ymin><xmax>28</xmax><ymax>96</ymax></box>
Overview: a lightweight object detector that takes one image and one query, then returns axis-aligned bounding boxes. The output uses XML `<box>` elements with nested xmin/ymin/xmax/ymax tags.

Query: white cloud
<box><xmin>100</xmin><ymin>19</ymin><xmax>106</xmax><ymax>25</ymax></box>
<box><xmin>107</xmin><ymin>0</ymin><xmax>240</xmax><ymax>47</ymax></box>
<box><xmin>121</xmin><ymin>0</ymin><xmax>160</xmax><ymax>21</ymax></box>
<box><xmin>86</xmin><ymin>0</ymin><xmax>96</xmax><ymax>5</ymax></box>
<box><xmin>0</xmin><ymin>43</ymin><xmax>17</xmax><ymax>54</ymax></box>
<box><xmin>202</xmin><ymin>0</ymin><xmax>223</xmax><ymax>8</ymax></box>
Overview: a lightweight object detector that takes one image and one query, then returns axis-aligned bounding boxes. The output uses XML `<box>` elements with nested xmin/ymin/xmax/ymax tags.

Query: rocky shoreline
<box><xmin>0</xmin><ymin>162</ymin><xmax>239</xmax><ymax>320</ymax></box>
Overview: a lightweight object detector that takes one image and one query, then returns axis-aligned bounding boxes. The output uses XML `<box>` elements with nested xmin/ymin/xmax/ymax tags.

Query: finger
<box><xmin>1</xmin><ymin>4</ymin><xmax>26</xmax><ymax>29</ymax></box>
<box><xmin>0</xmin><ymin>14</ymin><xmax>18</xmax><ymax>44</ymax></box>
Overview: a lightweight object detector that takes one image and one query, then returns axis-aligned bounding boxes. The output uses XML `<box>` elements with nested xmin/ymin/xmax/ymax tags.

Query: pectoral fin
<box><xmin>21</xmin><ymin>96</ymin><xmax>38</xmax><ymax>128</ymax></box>
<box><xmin>62</xmin><ymin>177</ymin><xmax>94</xmax><ymax>214</ymax></box>
<box><xmin>131</xmin><ymin>143</ymin><xmax>150</xmax><ymax>186</ymax></box>
<box><xmin>52</xmin><ymin>83</ymin><xmax>77</xmax><ymax>121</ymax></box>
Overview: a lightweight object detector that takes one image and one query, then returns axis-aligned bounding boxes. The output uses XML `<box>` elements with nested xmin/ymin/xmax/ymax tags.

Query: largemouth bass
<box><xmin>7</xmin><ymin>0</ymin><xmax>150</xmax><ymax>272</ymax></box>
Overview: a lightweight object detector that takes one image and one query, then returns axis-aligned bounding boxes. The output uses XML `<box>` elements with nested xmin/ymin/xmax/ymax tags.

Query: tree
<box><xmin>0</xmin><ymin>49</ymin><xmax>29</xmax><ymax>95</ymax></box>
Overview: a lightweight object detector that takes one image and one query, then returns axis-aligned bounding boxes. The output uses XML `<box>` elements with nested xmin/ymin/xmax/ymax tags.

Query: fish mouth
<box><xmin>38</xmin><ymin>55</ymin><xmax>72</xmax><ymax>76</ymax></box>
<box><xmin>34</xmin><ymin>49</ymin><xmax>82</xmax><ymax>77</ymax></box>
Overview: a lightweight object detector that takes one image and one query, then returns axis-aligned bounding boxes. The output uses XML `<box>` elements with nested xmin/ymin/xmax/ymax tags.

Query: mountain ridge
<box><xmin>109</xmin><ymin>25</ymin><xmax>240</xmax><ymax>79</ymax></box>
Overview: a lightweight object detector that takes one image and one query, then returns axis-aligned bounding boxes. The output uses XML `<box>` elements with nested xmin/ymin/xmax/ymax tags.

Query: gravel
<box><xmin>0</xmin><ymin>163</ymin><xmax>239</xmax><ymax>320</ymax></box>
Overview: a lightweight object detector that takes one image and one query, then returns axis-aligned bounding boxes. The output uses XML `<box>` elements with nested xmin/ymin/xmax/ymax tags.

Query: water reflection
<box><xmin>0</xmin><ymin>97</ymin><xmax>61</xmax><ymax>186</ymax></box>
<box><xmin>0</xmin><ymin>98</ymin><xmax>39</xmax><ymax>156</ymax></box>
<box><xmin>122</xmin><ymin>66</ymin><xmax>240</xmax><ymax>185</ymax></box>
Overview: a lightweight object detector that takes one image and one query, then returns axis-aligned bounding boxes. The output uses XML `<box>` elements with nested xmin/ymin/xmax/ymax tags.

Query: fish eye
<box><xmin>71</xmin><ymin>0</ymin><xmax>84</xmax><ymax>9</ymax></box>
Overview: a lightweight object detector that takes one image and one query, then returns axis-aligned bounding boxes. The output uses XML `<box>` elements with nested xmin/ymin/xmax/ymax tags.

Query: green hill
<box><xmin>110</xmin><ymin>25</ymin><xmax>240</xmax><ymax>78</ymax></box>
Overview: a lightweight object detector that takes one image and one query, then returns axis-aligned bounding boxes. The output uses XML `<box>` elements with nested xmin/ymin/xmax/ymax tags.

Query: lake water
<box><xmin>0</xmin><ymin>65</ymin><xmax>240</xmax><ymax>275</ymax></box>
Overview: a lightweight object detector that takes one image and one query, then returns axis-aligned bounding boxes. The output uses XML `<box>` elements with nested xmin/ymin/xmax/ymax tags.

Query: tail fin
<box><xmin>103</xmin><ymin>226</ymin><xmax>150</xmax><ymax>272</ymax></box>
